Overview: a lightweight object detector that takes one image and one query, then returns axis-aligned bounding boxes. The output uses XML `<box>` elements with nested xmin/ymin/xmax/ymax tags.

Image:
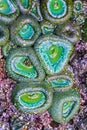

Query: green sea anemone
<box><xmin>11</xmin><ymin>82</ymin><xmax>53</xmax><ymax>114</ymax></box>
<box><xmin>40</xmin><ymin>0</ymin><xmax>73</xmax><ymax>24</ymax></box>
<box><xmin>40</xmin><ymin>20</ymin><xmax>55</xmax><ymax>34</ymax></box>
<box><xmin>49</xmin><ymin>88</ymin><xmax>80</xmax><ymax>123</ymax></box>
<box><xmin>46</xmin><ymin>66</ymin><xmax>74</xmax><ymax>91</ymax></box>
<box><xmin>34</xmin><ymin>34</ymin><xmax>74</xmax><ymax>75</ymax></box>
<box><xmin>0</xmin><ymin>0</ymin><xmax>19</xmax><ymax>24</ymax></box>
<box><xmin>11</xmin><ymin>15</ymin><xmax>41</xmax><ymax>47</ymax></box>
<box><xmin>6</xmin><ymin>47</ymin><xmax>45</xmax><ymax>82</ymax></box>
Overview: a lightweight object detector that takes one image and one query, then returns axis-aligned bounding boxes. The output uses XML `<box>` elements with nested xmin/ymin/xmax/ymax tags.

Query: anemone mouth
<box><xmin>18</xmin><ymin>91</ymin><xmax>46</xmax><ymax>109</ymax></box>
<box><xmin>23</xmin><ymin>58</ymin><xmax>32</xmax><ymax>67</ymax></box>
<box><xmin>19</xmin><ymin>23</ymin><xmax>34</xmax><ymax>40</ymax></box>
<box><xmin>11</xmin><ymin>16</ymin><xmax>41</xmax><ymax>47</ymax></box>
<box><xmin>49</xmin><ymin>89</ymin><xmax>80</xmax><ymax>123</ymax></box>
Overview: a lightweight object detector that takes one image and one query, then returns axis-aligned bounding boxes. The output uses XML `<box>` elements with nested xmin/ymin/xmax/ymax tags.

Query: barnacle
<box><xmin>49</xmin><ymin>88</ymin><xmax>80</xmax><ymax>123</ymax></box>
<box><xmin>40</xmin><ymin>0</ymin><xmax>73</xmax><ymax>24</ymax></box>
<box><xmin>0</xmin><ymin>0</ymin><xmax>19</xmax><ymax>24</ymax></box>
<box><xmin>55</xmin><ymin>21</ymin><xmax>81</xmax><ymax>44</ymax></box>
<box><xmin>11</xmin><ymin>15</ymin><xmax>41</xmax><ymax>47</ymax></box>
<box><xmin>40</xmin><ymin>20</ymin><xmax>55</xmax><ymax>35</ymax></box>
<box><xmin>11</xmin><ymin>82</ymin><xmax>53</xmax><ymax>114</ymax></box>
<box><xmin>6</xmin><ymin>47</ymin><xmax>45</xmax><ymax>82</ymax></box>
<box><xmin>46</xmin><ymin>66</ymin><xmax>74</xmax><ymax>91</ymax></box>
<box><xmin>34</xmin><ymin>34</ymin><xmax>73</xmax><ymax>75</ymax></box>
<box><xmin>0</xmin><ymin>23</ymin><xmax>9</xmax><ymax>46</ymax></box>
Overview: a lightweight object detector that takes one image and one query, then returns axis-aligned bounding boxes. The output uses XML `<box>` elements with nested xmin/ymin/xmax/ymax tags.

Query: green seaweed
<box><xmin>0</xmin><ymin>0</ymin><xmax>19</xmax><ymax>24</ymax></box>
<box><xmin>11</xmin><ymin>15</ymin><xmax>41</xmax><ymax>47</ymax></box>
<box><xmin>11</xmin><ymin>82</ymin><xmax>53</xmax><ymax>114</ymax></box>
<box><xmin>49</xmin><ymin>88</ymin><xmax>80</xmax><ymax>123</ymax></box>
<box><xmin>34</xmin><ymin>34</ymin><xmax>74</xmax><ymax>75</ymax></box>
<box><xmin>0</xmin><ymin>23</ymin><xmax>9</xmax><ymax>46</ymax></box>
<box><xmin>6</xmin><ymin>47</ymin><xmax>45</xmax><ymax>82</ymax></box>
<box><xmin>41</xmin><ymin>0</ymin><xmax>73</xmax><ymax>24</ymax></box>
<box><xmin>81</xmin><ymin>19</ymin><xmax>87</xmax><ymax>41</ymax></box>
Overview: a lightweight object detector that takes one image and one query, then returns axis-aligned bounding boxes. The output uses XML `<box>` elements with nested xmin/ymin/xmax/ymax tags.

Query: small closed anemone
<box><xmin>6</xmin><ymin>47</ymin><xmax>45</xmax><ymax>82</ymax></box>
<box><xmin>0</xmin><ymin>23</ymin><xmax>9</xmax><ymax>46</ymax></box>
<box><xmin>11</xmin><ymin>15</ymin><xmax>41</xmax><ymax>47</ymax></box>
<box><xmin>11</xmin><ymin>82</ymin><xmax>53</xmax><ymax>114</ymax></box>
<box><xmin>49</xmin><ymin>88</ymin><xmax>81</xmax><ymax>124</ymax></box>
<box><xmin>16</xmin><ymin>0</ymin><xmax>32</xmax><ymax>14</ymax></box>
<box><xmin>55</xmin><ymin>21</ymin><xmax>81</xmax><ymax>44</ymax></box>
<box><xmin>29</xmin><ymin>0</ymin><xmax>42</xmax><ymax>22</ymax></box>
<box><xmin>40</xmin><ymin>20</ymin><xmax>55</xmax><ymax>35</ymax></box>
<box><xmin>73</xmin><ymin>0</ymin><xmax>85</xmax><ymax>26</ymax></box>
<box><xmin>46</xmin><ymin>66</ymin><xmax>74</xmax><ymax>92</ymax></box>
<box><xmin>40</xmin><ymin>0</ymin><xmax>73</xmax><ymax>24</ymax></box>
<box><xmin>34</xmin><ymin>34</ymin><xmax>74</xmax><ymax>75</ymax></box>
<box><xmin>0</xmin><ymin>0</ymin><xmax>19</xmax><ymax>24</ymax></box>
<box><xmin>16</xmin><ymin>0</ymin><xmax>42</xmax><ymax>21</ymax></box>
<box><xmin>73</xmin><ymin>0</ymin><xmax>83</xmax><ymax>15</ymax></box>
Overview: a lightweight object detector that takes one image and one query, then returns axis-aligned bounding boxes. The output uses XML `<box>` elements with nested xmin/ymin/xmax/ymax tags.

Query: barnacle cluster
<box><xmin>1</xmin><ymin>0</ymin><xmax>86</xmax><ymax>124</ymax></box>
